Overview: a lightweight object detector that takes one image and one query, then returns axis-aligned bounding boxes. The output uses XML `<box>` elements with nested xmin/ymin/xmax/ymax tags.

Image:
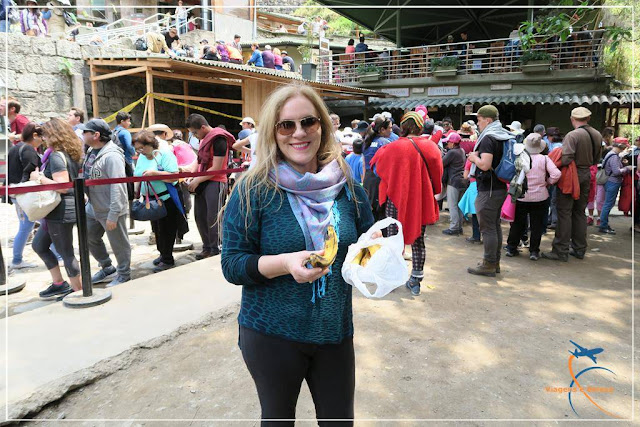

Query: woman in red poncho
<box><xmin>371</xmin><ymin>111</ymin><xmax>443</xmax><ymax>296</ymax></box>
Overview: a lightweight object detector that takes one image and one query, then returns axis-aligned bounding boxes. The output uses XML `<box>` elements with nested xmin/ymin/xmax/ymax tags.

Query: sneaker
<box><xmin>599</xmin><ymin>226</ymin><xmax>616</xmax><ymax>235</ymax></box>
<box><xmin>548</xmin><ymin>223</ymin><xmax>557</xmax><ymax>230</ymax></box>
<box><xmin>596</xmin><ymin>218</ymin><xmax>601</xmax><ymax>226</ymax></box>
<box><xmin>521</xmin><ymin>239</ymin><xmax>529</xmax><ymax>248</ymax></box>
<box><xmin>148</xmin><ymin>233</ymin><xmax>156</xmax><ymax>245</ymax></box>
<box><xmin>195</xmin><ymin>251</ymin><xmax>212</xmax><ymax>260</ymax></box>
<box><xmin>153</xmin><ymin>261</ymin><xmax>175</xmax><ymax>273</ymax></box>
<box><xmin>587</xmin><ymin>217</ymin><xmax>594</xmax><ymax>226</ymax></box>
<box><xmin>505</xmin><ymin>248</ymin><xmax>520</xmax><ymax>257</ymax></box>
<box><xmin>405</xmin><ymin>278</ymin><xmax>421</xmax><ymax>296</ymax></box>
<box><xmin>529</xmin><ymin>251</ymin><xmax>540</xmax><ymax>261</ymax></box>
<box><xmin>152</xmin><ymin>256</ymin><xmax>162</xmax><ymax>266</ymax></box>
<box><xmin>106</xmin><ymin>275</ymin><xmax>131</xmax><ymax>288</ymax></box>
<box><xmin>9</xmin><ymin>260</ymin><xmax>38</xmax><ymax>270</ymax></box>
<box><xmin>466</xmin><ymin>237</ymin><xmax>482</xmax><ymax>244</ymax></box>
<box><xmin>39</xmin><ymin>281</ymin><xmax>72</xmax><ymax>300</ymax></box>
<box><xmin>91</xmin><ymin>265</ymin><xmax>117</xmax><ymax>285</ymax></box>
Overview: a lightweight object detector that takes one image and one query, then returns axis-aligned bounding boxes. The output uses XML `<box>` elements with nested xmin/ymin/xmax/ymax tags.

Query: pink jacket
<box><xmin>520</xmin><ymin>154</ymin><xmax>561</xmax><ymax>202</ymax></box>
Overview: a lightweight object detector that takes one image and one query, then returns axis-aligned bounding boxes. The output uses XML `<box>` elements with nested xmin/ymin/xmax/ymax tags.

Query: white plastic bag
<box><xmin>13</xmin><ymin>181</ymin><xmax>62</xmax><ymax>222</ymax></box>
<box><xmin>341</xmin><ymin>217</ymin><xmax>408</xmax><ymax>298</ymax></box>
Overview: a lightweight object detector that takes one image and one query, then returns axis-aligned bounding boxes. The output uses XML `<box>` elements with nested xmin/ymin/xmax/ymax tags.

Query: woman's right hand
<box><xmin>283</xmin><ymin>250</ymin><xmax>329</xmax><ymax>284</ymax></box>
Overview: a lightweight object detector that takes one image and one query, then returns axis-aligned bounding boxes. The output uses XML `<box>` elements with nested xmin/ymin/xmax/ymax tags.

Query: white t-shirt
<box><xmin>248</xmin><ymin>133</ymin><xmax>259</xmax><ymax>170</ymax></box>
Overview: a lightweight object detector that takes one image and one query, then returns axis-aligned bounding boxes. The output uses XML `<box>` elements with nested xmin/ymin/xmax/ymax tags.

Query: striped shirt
<box><xmin>520</xmin><ymin>154</ymin><xmax>561</xmax><ymax>202</ymax></box>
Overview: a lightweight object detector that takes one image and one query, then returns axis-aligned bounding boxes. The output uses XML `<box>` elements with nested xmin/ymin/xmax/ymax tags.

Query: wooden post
<box><xmin>145</xmin><ymin>68</ymin><xmax>155</xmax><ymax>126</ymax></box>
<box><xmin>183</xmin><ymin>80</ymin><xmax>189</xmax><ymax>123</ymax></box>
<box><xmin>141</xmin><ymin>96</ymin><xmax>149</xmax><ymax>130</ymax></box>
<box><xmin>90</xmin><ymin>63</ymin><xmax>99</xmax><ymax>118</ymax></box>
<box><xmin>363</xmin><ymin>97</ymin><xmax>369</xmax><ymax>121</ymax></box>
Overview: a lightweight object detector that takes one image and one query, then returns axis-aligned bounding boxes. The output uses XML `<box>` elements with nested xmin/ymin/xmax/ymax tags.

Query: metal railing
<box><xmin>316</xmin><ymin>30</ymin><xmax>606</xmax><ymax>84</ymax></box>
<box><xmin>69</xmin><ymin>7</ymin><xmax>199</xmax><ymax>46</ymax></box>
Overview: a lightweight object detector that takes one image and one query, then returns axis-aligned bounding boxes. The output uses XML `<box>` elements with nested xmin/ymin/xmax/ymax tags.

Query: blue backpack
<box><xmin>494</xmin><ymin>138</ymin><xmax>518</xmax><ymax>183</ymax></box>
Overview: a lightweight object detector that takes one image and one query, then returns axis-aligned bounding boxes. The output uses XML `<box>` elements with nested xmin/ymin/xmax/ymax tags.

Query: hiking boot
<box><xmin>195</xmin><ymin>251</ymin><xmax>212</xmax><ymax>260</ymax></box>
<box><xmin>442</xmin><ymin>229</ymin><xmax>462</xmax><ymax>236</ymax></box>
<box><xmin>91</xmin><ymin>265</ymin><xmax>117</xmax><ymax>285</ymax></box>
<box><xmin>153</xmin><ymin>261</ymin><xmax>175</xmax><ymax>273</ymax></box>
<box><xmin>529</xmin><ymin>251</ymin><xmax>540</xmax><ymax>261</ymax></box>
<box><xmin>405</xmin><ymin>277</ymin><xmax>421</xmax><ymax>296</ymax></box>
<box><xmin>466</xmin><ymin>237</ymin><xmax>482</xmax><ymax>244</ymax></box>
<box><xmin>505</xmin><ymin>248</ymin><xmax>520</xmax><ymax>257</ymax></box>
<box><xmin>467</xmin><ymin>260</ymin><xmax>498</xmax><ymax>277</ymax></box>
<box><xmin>541</xmin><ymin>251</ymin><xmax>568</xmax><ymax>262</ymax></box>
<box><xmin>106</xmin><ymin>275</ymin><xmax>131</xmax><ymax>288</ymax></box>
<box><xmin>599</xmin><ymin>226</ymin><xmax>616</xmax><ymax>235</ymax></box>
<box><xmin>39</xmin><ymin>281</ymin><xmax>72</xmax><ymax>300</ymax></box>
<box><xmin>569</xmin><ymin>248</ymin><xmax>585</xmax><ymax>260</ymax></box>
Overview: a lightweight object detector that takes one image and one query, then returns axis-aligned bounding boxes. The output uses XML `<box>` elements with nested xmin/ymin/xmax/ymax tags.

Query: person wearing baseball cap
<box><xmin>466</xmin><ymin>104</ymin><xmax>513</xmax><ymax>277</ymax></box>
<box><xmin>369</xmin><ymin>110</ymin><xmax>443</xmax><ymax>296</ymax></box>
<box><xmin>542</xmin><ymin>106</ymin><xmax>602</xmax><ymax>261</ymax></box>
<box><xmin>81</xmin><ymin>118</ymin><xmax>131</xmax><ymax>287</ymax></box>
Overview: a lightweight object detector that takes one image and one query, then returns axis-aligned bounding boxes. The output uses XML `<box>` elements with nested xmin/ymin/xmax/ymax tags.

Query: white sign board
<box><xmin>379</xmin><ymin>88</ymin><xmax>410</xmax><ymax>97</ymax></box>
<box><xmin>491</xmin><ymin>83</ymin><xmax>513</xmax><ymax>91</ymax></box>
<box><xmin>427</xmin><ymin>86</ymin><xmax>459</xmax><ymax>96</ymax></box>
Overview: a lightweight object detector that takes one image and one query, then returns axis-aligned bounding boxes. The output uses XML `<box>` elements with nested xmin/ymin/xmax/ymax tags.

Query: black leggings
<box><xmin>239</xmin><ymin>326</ymin><xmax>355</xmax><ymax>426</ymax></box>
<box><xmin>32</xmin><ymin>220</ymin><xmax>80</xmax><ymax>278</ymax></box>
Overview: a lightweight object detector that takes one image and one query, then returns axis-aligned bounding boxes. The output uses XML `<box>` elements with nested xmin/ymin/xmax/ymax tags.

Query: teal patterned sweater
<box><xmin>221</xmin><ymin>182</ymin><xmax>374</xmax><ymax>345</ymax></box>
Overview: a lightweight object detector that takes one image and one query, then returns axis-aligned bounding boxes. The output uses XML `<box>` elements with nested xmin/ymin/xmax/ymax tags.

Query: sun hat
<box><xmin>239</xmin><ymin>117</ymin><xmax>256</xmax><ymax>126</ymax></box>
<box><xmin>524</xmin><ymin>132</ymin><xmax>546</xmax><ymax>154</ymax></box>
<box><xmin>507</xmin><ymin>120</ymin><xmax>525</xmax><ymax>135</ymax></box>
<box><xmin>146</xmin><ymin>123</ymin><xmax>174</xmax><ymax>140</ymax></box>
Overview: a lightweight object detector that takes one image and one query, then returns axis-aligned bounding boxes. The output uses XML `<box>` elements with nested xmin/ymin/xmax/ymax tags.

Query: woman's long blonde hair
<box><xmin>42</xmin><ymin>118</ymin><xmax>83</xmax><ymax>163</ymax></box>
<box><xmin>233</xmin><ymin>82</ymin><xmax>357</xmax><ymax>222</ymax></box>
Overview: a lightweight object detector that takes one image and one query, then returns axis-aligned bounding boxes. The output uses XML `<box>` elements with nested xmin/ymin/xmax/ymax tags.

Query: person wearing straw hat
<box><xmin>505</xmin><ymin>133</ymin><xmax>560</xmax><ymax>260</ymax></box>
<box><xmin>147</xmin><ymin>123</ymin><xmax>174</xmax><ymax>152</ymax></box>
<box><xmin>542</xmin><ymin>106</ymin><xmax>602</xmax><ymax>261</ymax></box>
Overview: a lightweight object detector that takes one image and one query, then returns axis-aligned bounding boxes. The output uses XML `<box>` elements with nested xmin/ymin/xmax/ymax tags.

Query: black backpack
<box><xmin>134</xmin><ymin>38</ymin><xmax>147</xmax><ymax>51</ymax></box>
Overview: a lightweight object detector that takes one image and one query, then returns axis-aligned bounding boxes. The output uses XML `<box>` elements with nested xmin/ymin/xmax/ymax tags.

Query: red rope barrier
<box><xmin>0</xmin><ymin>167</ymin><xmax>245</xmax><ymax>196</ymax></box>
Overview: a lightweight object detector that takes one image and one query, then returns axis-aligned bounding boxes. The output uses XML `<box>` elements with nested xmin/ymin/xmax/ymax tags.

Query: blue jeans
<box><xmin>12</xmin><ymin>199</ymin><xmax>35</xmax><ymax>265</ymax></box>
<box><xmin>599</xmin><ymin>180</ymin><xmax>622</xmax><ymax>230</ymax></box>
<box><xmin>0</xmin><ymin>20</ymin><xmax>7</xmax><ymax>33</ymax></box>
<box><xmin>176</xmin><ymin>18</ymin><xmax>187</xmax><ymax>35</ymax></box>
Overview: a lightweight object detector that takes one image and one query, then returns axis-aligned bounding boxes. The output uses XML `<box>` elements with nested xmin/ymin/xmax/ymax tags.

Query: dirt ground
<box><xmin>3</xmin><ymin>202</ymin><xmax>638</xmax><ymax>426</ymax></box>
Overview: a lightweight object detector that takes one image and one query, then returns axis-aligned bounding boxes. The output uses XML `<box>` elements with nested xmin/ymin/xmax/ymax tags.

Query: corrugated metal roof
<box><xmin>86</xmin><ymin>55</ymin><xmax>384</xmax><ymax>96</ymax></box>
<box><xmin>368</xmin><ymin>93</ymin><xmax>635</xmax><ymax>110</ymax></box>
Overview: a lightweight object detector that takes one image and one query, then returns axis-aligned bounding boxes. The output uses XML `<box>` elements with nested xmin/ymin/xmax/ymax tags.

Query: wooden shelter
<box><xmin>86</xmin><ymin>54</ymin><xmax>386</xmax><ymax>128</ymax></box>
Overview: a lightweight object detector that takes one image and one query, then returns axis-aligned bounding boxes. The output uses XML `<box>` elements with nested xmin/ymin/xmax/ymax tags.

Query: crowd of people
<box><xmin>2</xmin><ymin>95</ymin><xmax>239</xmax><ymax>299</ymax></box>
<box><xmin>3</xmin><ymin>81</ymin><xmax>637</xmax><ymax>424</ymax></box>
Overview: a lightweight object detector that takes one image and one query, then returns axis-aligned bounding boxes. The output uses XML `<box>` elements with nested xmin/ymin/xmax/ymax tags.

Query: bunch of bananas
<box><xmin>307</xmin><ymin>225</ymin><xmax>338</xmax><ymax>268</ymax></box>
<box><xmin>352</xmin><ymin>244</ymin><xmax>381</xmax><ymax>267</ymax></box>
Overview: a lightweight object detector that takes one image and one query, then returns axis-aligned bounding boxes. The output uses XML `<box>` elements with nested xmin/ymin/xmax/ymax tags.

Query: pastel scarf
<box><xmin>270</xmin><ymin>160</ymin><xmax>347</xmax><ymax>303</ymax></box>
<box><xmin>270</xmin><ymin>160</ymin><xmax>346</xmax><ymax>251</ymax></box>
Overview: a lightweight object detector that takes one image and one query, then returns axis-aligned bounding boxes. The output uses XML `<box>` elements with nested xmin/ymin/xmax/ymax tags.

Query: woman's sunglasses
<box><xmin>275</xmin><ymin>116</ymin><xmax>321</xmax><ymax>136</ymax></box>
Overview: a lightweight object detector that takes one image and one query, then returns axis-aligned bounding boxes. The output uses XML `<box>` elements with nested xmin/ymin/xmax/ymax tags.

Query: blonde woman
<box><xmin>273</xmin><ymin>47</ymin><xmax>283</xmax><ymax>70</ymax></box>
<box><xmin>31</xmin><ymin>118</ymin><xmax>83</xmax><ymax>299</ymax></box>
<box><xmin>221</xmin><ymin>82</ymin><xmax>375</xmax><ymax>424</ymax></box>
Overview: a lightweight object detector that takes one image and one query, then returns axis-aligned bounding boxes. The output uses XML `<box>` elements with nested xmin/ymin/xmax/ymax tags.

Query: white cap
<box><xmin>381</xmin><ymin>111</ymin><xmax>392</xmax><ymax>119</ymax></box>
<box><xmin>369</xmin><ymin>113</ymin><xmax>382</xmax><ymax>121</ymax></box>
<box><xmin>240</xmin><ymin>117</ymin><xmax>256</xmax><ymax>126</ymax></box>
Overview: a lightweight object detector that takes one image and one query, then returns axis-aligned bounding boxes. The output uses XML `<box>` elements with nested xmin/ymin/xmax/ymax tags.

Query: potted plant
<box><xmin>356</xmin><ymin>63</ymin><xmax>384</xmax><ymax>82</ymax></box>
<box><xmin>431</xmin><ymin>56</ymin><xmax>459</xmax><ymax>77</ymax></box>
<box><xmin>520</xmin><ymin>50</ymin><xmax>553</xmax><ymax>73</ymax></box>
<box><xmin>298</xmin><ymin>28</ymin><xmax>318</xmax><ymax>80</ymax></box>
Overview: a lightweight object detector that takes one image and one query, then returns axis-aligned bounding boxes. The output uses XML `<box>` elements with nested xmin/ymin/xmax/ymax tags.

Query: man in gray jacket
<box><xmin>81</xmin><ymin>119</ymin><xmax>131</xmax><ymax>287</ymax></box>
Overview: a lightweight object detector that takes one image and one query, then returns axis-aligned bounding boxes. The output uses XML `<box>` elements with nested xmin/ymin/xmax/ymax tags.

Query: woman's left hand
<box><xmin>142</xmin><ymin>170</ymin><xmax>158</xmax><ymax>176</ymax></box>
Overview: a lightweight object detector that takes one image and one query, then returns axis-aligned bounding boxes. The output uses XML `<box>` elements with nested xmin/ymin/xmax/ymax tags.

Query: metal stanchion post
<box><xmin>63</xmin><ymin>178</ymin><xmax>112</xmax><ymax>308</ymax></box>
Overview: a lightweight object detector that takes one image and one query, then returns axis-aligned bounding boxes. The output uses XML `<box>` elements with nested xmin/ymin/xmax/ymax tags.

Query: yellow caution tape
<box><xmin>103</xmin><ymin>93</ymin><xmax>243</xmax><ymax>124</ymax></box>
